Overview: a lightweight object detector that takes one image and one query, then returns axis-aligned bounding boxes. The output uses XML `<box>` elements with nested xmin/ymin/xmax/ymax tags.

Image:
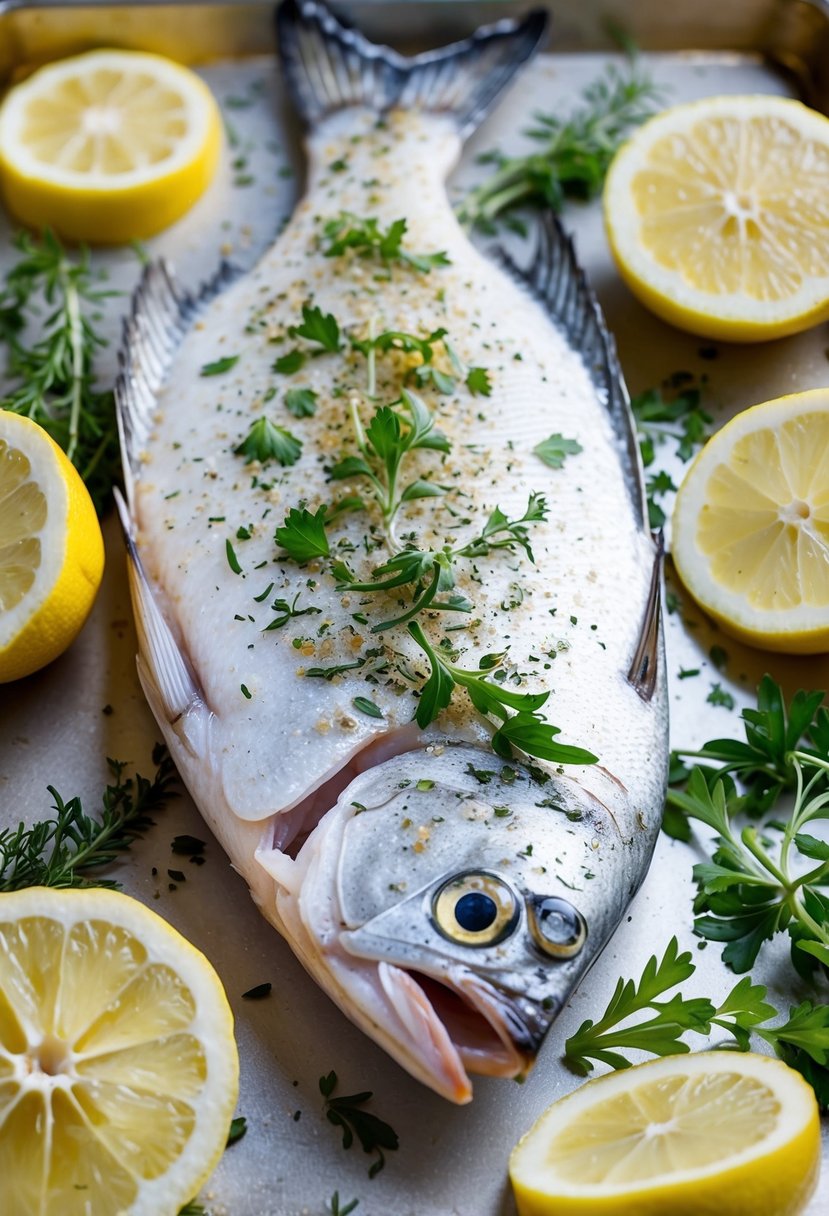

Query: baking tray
<box><xmin>1</xmin><ymin>2</ymin><xmax>828</xmax><ymax>1213</ymax></box>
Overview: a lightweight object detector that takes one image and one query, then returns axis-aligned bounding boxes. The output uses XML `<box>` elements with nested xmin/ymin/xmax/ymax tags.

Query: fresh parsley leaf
<box><xmin>284</xmin><ymin>387</ymin><xmax>318</xmax><ymax>417</ymax></box>
<box><xmin>0</xmin><ymin>746</ymin><xmax>177</xmax><ymax>891</ymax></box>
<box><xmin>275</xmin><ymin>505</ymin><xmax>330</xmax><ymax>563</ymax></box>
<box><xmin>465</xmin><ymin>366</ymin><xmax>492</xmax><ymax>396</ymax></box>
<box><xmin>319</xmin><ymin>1071</ymin><xmax>399</xmax><ymax>1177</ymax></box>
<box><xmin>322</xmin><ymin>212</ymin><xmax>450</xmax><ymax>273</ymax></box>
<box><xmin>534</xmin><ymin>433</ymin><xmax>583</xmax><ymax>469</ymax></box>
<box><xmin>273</xmin><ymin>349</ymin><xmax>306</xmax><ymax>375</ymax></box>
<box><xmin>200</xmin><ymin>354</ymin><xmax>239</xmax><ymax>376</ymax></box>
<box><xmin>290</xmin><ymin>303</ymin><xmax>341</xmax><ymax>352</ymax></box>
<box><xmin>235</xmin><ymin>417</ymin><xmax>302</xmax><ymax>466</ymax></box>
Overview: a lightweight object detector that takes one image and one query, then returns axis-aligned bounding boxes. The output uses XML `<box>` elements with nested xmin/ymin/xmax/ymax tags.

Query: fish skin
<box><xmin>116</xmin><ymin>0</ymin><xmax>668</xmax><ymax>1102</ymax></box>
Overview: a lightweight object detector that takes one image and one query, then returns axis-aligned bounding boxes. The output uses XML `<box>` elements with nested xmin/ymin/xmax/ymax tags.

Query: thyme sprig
<box><xmin>0</xmin><ymin>230</ymin><xmax>118</xmax><ymax>514</ymax></box>
<box><xmin>319</xmin><ymin>1071</ymin><xmax>399</xmax><ymax>1178</ymax></box>
<box><xmin>458</xmin><ymin>62</ymin><xmax>663</xmax><ymax>230</ymax></box>
<box><xmin>0</xmin><ymin>745</ymin><xmax>177</xmax><ymax>891</ymax></box>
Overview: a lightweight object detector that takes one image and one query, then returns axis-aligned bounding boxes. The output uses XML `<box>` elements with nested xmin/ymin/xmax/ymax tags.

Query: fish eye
<box><xmin>528</xmin><ymin>895</ymin><xmax>587</xmax><ymax>960</ymax></box>
<box><xmin>432</xmin><ymin>871</ymin><xmax>519</xmax><ymax>947</ymax></box>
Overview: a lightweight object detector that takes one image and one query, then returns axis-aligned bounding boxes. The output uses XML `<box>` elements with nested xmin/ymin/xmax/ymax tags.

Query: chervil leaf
<box><xmin>275</xmin><ymin>505</ymin><xmax>330</xmax><ymax>563</ymax></box>
<box><xmin>235</xmin><ymin>417</ymin><xmax>302</xmax><ymax>466</ymax></box>
<box><xmin>534</xmin><ymin>433</ymin><xmax>583</xmax><ymax>469</ymax></box>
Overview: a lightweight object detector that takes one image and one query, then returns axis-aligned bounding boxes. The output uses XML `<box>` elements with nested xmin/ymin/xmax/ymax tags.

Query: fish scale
<box><xmin>115</xmin><ymin>0</ymin><xmax>668</xmax><ymax>1103</ymax></box>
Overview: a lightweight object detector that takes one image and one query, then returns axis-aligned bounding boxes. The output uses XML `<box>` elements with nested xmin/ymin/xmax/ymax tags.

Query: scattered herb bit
<box><xmin>0</xmin><ymin>746</ymin><xmax>176</xmax><ymax>891</ymax></box>
<box><xmin>319</xmin><ymin>1071</ymin><xmax>399</xmax><ymax>1177</ymax></box>
<box><xmin>240</xmin><ymin>684</ymin><xmax>252</xmax><ymax>700</ymax></box>
<box><xmin>0</xmin><ymin>230</ymin><xmax>119</xmax><ymax>514</ymax></box>
<box><xmin>707</xmin><ymin>682</ymin><xmax>736</xmax><ymax>710</ymax></box>
<box><xmin>458</xmin><ymin>62</ymin><xmax>662</xmax><ymax>229</ymax></box>
<box><xmin>171</xmin><ymin>834</ymin><xmax>206</xmax><ymax>856</ymax></box>
<box><xmin>200</xmin><ymin>354</ymin><xmax>239</xmax><ymax>376</ymax></box>
<box><xmin>285</xmin><ymin>387</ymin><xmax>318</xmax><ymax>417</ymax></box>
<box><xmin>709</xmin><ymin>644</ymin><xmax>729</xmax><ymax>671</ymax></box>
<box><xmin>353</xmin><ymin>696</ymin><xmax>383</xmax><ymax>720</ymax></box>
<box><xmin>564</xmin><ymin>937</ymin><xmax>829</xmax><ymax>1107</ymax></box>
<box><xmin>328</xmin><ymin>1193</ymin><xmax>359</xmax><ymax>1216</ymax></box>
<box><xmin>235</xmin><ymin>416</ymin><xmax>302</xmax><ymax>466</ymax></box>
<box><xmin>242</xmin><ymin>982</ymin><xmax>272</xmax><ymax>1000</ymax></box>
<box><xmin>227</xmin><ymin>1116</ymin><xmax>247</xmax><ymax>1146</ymax></box>
<box><xmin>322</xmin><ymin>212</ymin><xmax>450</xmax><ymax>273</ymax></box>
<box><xmin>262</xmin><ymin>591</ymin><xmax>322</xmax><ymax>631</ymax></box>
<box><xmin>534</xmin><ymin>433</ymin><xmax>583</xmax><ymax>469</ymax></box>
<box><xmin>225</xmin><ymin>539</ymin><xmax>243</xmax><ymax>575</ymax></box>
<box><xmin>178</xmin><ymin>1203</ymin><xmax>209</xmax><ymax>1215</ymax></box>
<box><xmin>416</xmin><ymin>779</ymin><xmax>435</xmax><ymax>791</ymax></box>
<box><xmin>273</xmin><ymin>349</ymin><xmax>306</xmax><ymax>375</ymax></box>
<box><xmin>304</xmin><ymin>661</ymin><xmax>364</xmax><ymax>680</ymax></box>
<box><xmin>275</xmin><ymin>504</ymin><xmax>330</xmax><ymax>563</ymax></box>
<box><xmin>289</xmin><ymin>303</ymin><xmax>342</xmax><ymax>353</ymax></box>
<box><xmin>677</xmin><ymin>668</ymin><xmax>700</xmax><ymax>680</ymax></box>
<box><xmin>464</xmin><ymin>365</ymin><xmax>492</xmax><ymax>397</ymax></box>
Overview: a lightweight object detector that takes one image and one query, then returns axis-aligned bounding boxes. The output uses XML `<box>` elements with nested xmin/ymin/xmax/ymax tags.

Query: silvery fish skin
<box><xmin>116</xmin><ymin>0</ymin><xmax>668</xmax><ymax>1103</ymax></box>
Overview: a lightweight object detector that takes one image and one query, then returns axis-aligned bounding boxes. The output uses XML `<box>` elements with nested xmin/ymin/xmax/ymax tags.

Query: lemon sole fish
<box><xmin>116</xmin><ymin>0</ymin><xmax>668</xmax><ymax>1103</ymax></box>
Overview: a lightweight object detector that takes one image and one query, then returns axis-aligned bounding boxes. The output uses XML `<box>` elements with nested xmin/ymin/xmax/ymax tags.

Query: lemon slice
<box><xmin>0</xmin><ymin>49</ymin><xmax>221</xmax><ymax>244</ymax></box>
<box><xmin>0</xmin><ymin>410</ymin><xmax>104</xmax><ymax>683</ymax></box>
<box><xmin>604</xmin><ymin>95</ymin><xmax>829</xmax><ymax>341</ymax></box>
<box><xmin>0</xmin><ymin>886</ymin><xmax>238</xmax><ymax>1216</ymax></box>
<box><xmin>510</xmin><ymin>1052</ymin><xmax>820</xmax><ymax>1216</ymax></box>
<box><xmin>672</xmin><ymin>389</ymin><xmax>829</xmax><ymax>654</ymax></box>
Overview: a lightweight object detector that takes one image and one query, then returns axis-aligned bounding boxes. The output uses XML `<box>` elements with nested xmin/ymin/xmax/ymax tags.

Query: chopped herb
<box><xmin>322</xmin><ymin>212</ymin><xmax>450</xmax><ymax>273</ymax></box>
<box><xmin>304</xmin><ymin>661</ymin><xmax>364</xmax><ymax>680</ymax></box>
<box><xmin>240</xmin><ymin>684</ymin><xmax>252</xmax><ymax>699</ymax></box>
<box><xmin>707</xmin><ymin>682</ymin><xmax>735</xmax><ymax>710</ymax></box>
<box><xmin>274</xmin><ymin>349</ymin><xmax>306</xmax><ymax>375</ymax></box>
<box><xmin>416</xmin><ymin>779</ymin><xmax>435</xmax><ymax>792</ymax></box>
<box><xmin>534</xmin><ymin>433</ymin><xmax>583</xmax><ymax>469</ymax></box>
<box><xmin>328</xmin><ymin>1193</ymin><xmax>359</xmax><ymax>1216</ymax></box>
<box><xmin>242</xmin><ymin>982</ymin><xmax>272</xmax><ymax>1000</ymax></box>
<box><xmin>319</xmin><ymin>1071</ymin><xmax>399</xmax><ymax>1177</ymax></box>
<box><xmin>709</xmin><ymin>644</ymin><xmax>729</xmax><ymax>671</ymax></box>
<box><xmin>227</xmin><ymin>1116</ymin><xmax>247</xmax><ymax>1146</ymax></box>
<box><xmin>464</xmin><ymin>365</ymin><xmax>492</xmax><ymax>397</ymax></box>
<box><xmin>262</xmin><ymin>591</ymin><xmax>322</xmax><ymax>631</ymax></box>
<box><xmin>171</xmin><ymin>835</ymin><xmax>206</xmax><ymax>856</ymax></box>
<box><xmin>167</xmin><ymin>868</ymin><xmax>185</xmax><ymax>883</ymax></box>
<box><xmin>235</xmin><ymin>416</ymin><xmax>302</xmax><ymax>466</ymax></box>
<box><xmin>284</xmin><ymin>387</ymin><xmax>318</xmax><ymax>417</ymax></box>
<box><xmin>353</xmin><ymin>696</ymin><xmax>383</xmax><ymax>719</ymax></box>
<box><xmin>225</xmin><ymin>539</ymin><xmax>243</xmax><ymax>574</ymax></box>
<box><xmin>677</xmin><ymin>667</ymin><xmax>700</xmax><ymax>680</ymax></box>
<box><xmin>200</xmin><ymin>354</ymin><xmax>239</xmax><ymax>376</ymax></box>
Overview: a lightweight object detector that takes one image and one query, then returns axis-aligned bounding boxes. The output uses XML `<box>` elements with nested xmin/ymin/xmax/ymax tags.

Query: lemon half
<box><xmin>0</xmin><ymin>410</ymin><xmax>104</xmax><ymax>683</ymax></box>
<box><xmin>0</xmin><ymin>49</ymin><xmax>221</xmax><ymax>244</ymax></box>
<box><xmin>604</xmin><ymin>95</ymin><xmax>829</xmax><ymax>341</ymax></box>
<box><xmin>672</xmin><ymin>389</ymin><xmax>829</xmax><ymax>654</ymax></box>
<box><xmin>0</xmin><ymin>886</ymin><xmax>239</xmax><ymax>1216</ymax></box>
<box><xmin>510</xmin><ymin>1052</ymin><xmax>820</xmax><ymax>1216</ymax></box>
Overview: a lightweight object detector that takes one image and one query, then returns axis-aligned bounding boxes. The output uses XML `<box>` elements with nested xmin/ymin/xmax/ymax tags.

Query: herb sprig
<box><xmin>564</xmin><ymin>937</ymin><xmax>829</xmax><ymax>1106</ymax></box>
<box><xmin>322</xmin><ymin>212</ymin><xmax>450</xmax><ymax>273</ymax></box>
<box><xmin>458</xmin><ymin>63</ymin><xmax>662</xmax><ymax>231</ymax></box>
<box><xmin>319</xmin><ymin>1071</ymin><xmax>399</xmax><ymax>1177</ymax></box>
<box><xmin>0</xmin><ymin>230</ymin><xmax>118</xmax><ymax>514</ymax></box>
<box><xmin>631</xmin><ymin>373</ymin><xmax>711</xmax><ymax>527</ymax></box>
<box><xmin>0</xmin><ymin>745</ymin><xmax>177</xmax><ymax>891</ymax></box>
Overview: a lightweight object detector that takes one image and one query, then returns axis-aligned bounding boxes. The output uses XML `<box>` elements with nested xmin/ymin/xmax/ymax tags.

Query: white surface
<box><xmin>1</xmin><ymin>47</ymin><xmax>828</xmax><ymax>1216</ymax></box>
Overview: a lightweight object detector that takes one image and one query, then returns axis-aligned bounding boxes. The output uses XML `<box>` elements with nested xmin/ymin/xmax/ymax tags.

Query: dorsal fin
<box><xmin>115</xmin><ymin>258</ymin><xmax>236</xmax><ymax>507</ymax></box>
<box><xmin>276</xmin><ymin>0</ymin><xmax>547</xmax><ymax>139</ymax></box>
<box><xmin>495</xmin><ymin>212</ymin><xmax>648</xmax><ymax>530</ymax></box>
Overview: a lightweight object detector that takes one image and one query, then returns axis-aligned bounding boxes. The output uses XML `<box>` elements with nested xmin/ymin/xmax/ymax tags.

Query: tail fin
<box><xmin>276</xmin><ymin>0</ymin><xmax>547</xmax><ymax>138</ymax></box>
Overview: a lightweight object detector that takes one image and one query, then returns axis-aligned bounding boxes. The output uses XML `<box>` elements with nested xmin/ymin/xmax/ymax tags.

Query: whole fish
<box><xmin>116</xmin><ymin>0</ymin><xmax>668</xmax><ymax>1103</ymax></box>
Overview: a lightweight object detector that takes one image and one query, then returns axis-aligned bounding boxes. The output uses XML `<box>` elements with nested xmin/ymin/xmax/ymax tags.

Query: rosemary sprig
<box><xmin>458</xmin><ymin>62</ymin><xmax>663</xmax><ymax>230</ymax></box>
<box><xmin>0</xmin><ymin>230</ymin><xmax>118</xmax><ymax>514</ymax></box>
<box><xmin>0</xmin><ymin>745</ymin><xmax>177</xmax><ymax>891</ymax></box>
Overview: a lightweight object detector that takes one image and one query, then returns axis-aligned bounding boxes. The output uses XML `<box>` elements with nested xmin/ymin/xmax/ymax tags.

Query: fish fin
<box><xmin>115</xmin><ymin>257</ymin><xmax>236</xmax><ymax>506</ymax></box>
<box><xmin>627</xmin><ymin>532</ymin><xmax>664</xmax><ymax>701</ymax></box>
<box><xmin>276</xmin><ymin>0</ymin><xmax>547</xmax><ymax>138</ymax></box>
<box><xmin>113</xmin><ymin>487</ymin><xmax>211</xmax><ymax>753</ymax></box>
<box><xmin>496</xmin><ymin>212</ymin><xmax>649</xmax><ymax>531</ymax></box>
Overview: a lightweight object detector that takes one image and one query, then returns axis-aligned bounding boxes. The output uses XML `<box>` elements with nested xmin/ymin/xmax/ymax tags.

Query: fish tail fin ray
<box><xmin>276</xmin><ymin>0</ymin><xmax>547</xmax><ymax>138</ymax></box>
<box><xmin>113</xmin><ymin>487</ymin><xmax>211</xmax><ymax>754</ymax></box>
<box><xmin>496</xmin><ymin>212</ymin><xmax>649</xmax><ymax>531</ymax></box>
<box><xmin>115</xmin><ymin>258</ymin><xmax>236</xmax><ymax>505</ymax></box>
<box><xmin>627</xmin><ymin>532</ymin><xmax>664</xmax><ymax>701</ymax></box>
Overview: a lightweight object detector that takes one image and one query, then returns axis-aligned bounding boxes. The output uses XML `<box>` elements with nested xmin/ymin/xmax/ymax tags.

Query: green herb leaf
<box><xmin>275</xmin><ymin>505</ymin><xmax>330</xmax><ymax>563</ymax></box>
<box><xmin>226</xmin><ymin>1116</ymin><xmax>247</xmax><ymax>1146</ymax></box>
<box><xmin>273</xmin><ymin>349</ymin><xmax>306</xmax><ymax>375</ymax></box>
<box><xmin>322</xmin><ymin>211</ymin><xmax>450</xmax><ymax>273</ymax></box>
<box><xmin>200</xmin><ymin>354</ymin><xmax>239</xmax><ymax>376</ymax></box>
<box><xmin>353</xmin><ymin>696</ymin><xmax>383</xmax><ymax>720</ymax></box>
<box><xmin>534</xmin><ymin>433</ymin><xmax>583</xmax><ymax>469</ymax></box>
<box><xmin>290</xmin><ymin>303</ymin><xmax>341</xmax><ymax>352</ymax></box>
<box><xmin>225</xmin><ymin>539</ymin><xmax>243</xmax><ymax>574</ymax></box>
<box><xmin>319</xmin><ymin>1072</ymin><xmax>399</xmax><ymax>1177</ymax></box>
<box><xmin>235</xmin><ymin>417</ymin><xmax>302</xmax><ymax>466</ymax></box>
<box><xmin>465</xmin><ymin>366</ymin><xmax>492</xmax><ymax>397</ymax></box>
<box><xmin>284</xmin><ymin>387</ymin><xmax>318</xmax><ymax>417</ymax></box>
<box><xmin>241</xmin><ymin>982</ymin><xmax>272</xmax><ymax>1000</ymax></box>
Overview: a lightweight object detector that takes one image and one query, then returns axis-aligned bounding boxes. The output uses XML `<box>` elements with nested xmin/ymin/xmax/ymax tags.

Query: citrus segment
<box><xmin>0</xmin><ymin>887</ymin><xmax>238</xmax><ymax>1216</ymax></box>
<box><xmin>0</xmin><ymin>50</ymin><xmax>221</xmax><ymax>243</ymax></box>
<box><xmin>604</xmin><ymin>96</ymin><xmax>829</xmax><ymax>340</ymax></box>
<box><xmin>672</xmin><ymin>390</ymin><xmax>829</xmax><ymax>652</ymax></box>
<box><xmin>0</xmin><ymin>411</ymin><xmax>104</xmax><ymax>683</ymax></box>
<box><xmin>509</xmin><ymin>1052</ymin><xmax>820</xmax><ymax>1216</ymax></box>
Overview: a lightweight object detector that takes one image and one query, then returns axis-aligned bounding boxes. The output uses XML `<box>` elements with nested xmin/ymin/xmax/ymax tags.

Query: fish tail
<box><xmin>276</xmin><ymin>0</ymin><xmax>548</xmax><ymax>139</ymax></box>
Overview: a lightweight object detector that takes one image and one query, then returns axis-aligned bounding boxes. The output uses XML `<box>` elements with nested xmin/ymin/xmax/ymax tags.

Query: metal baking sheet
<box><xmin>1</xmin><ymin>4</ymin><xmax>828</xmax><ymax>1213</ymax></box>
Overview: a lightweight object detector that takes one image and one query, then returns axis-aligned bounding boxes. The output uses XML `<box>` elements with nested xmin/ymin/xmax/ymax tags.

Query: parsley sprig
<box><xmin>458</xmin><ymin>63</ymin><xmax>662</xmax><ymax>231</ymax></box>
<box><xmin>564</xmin><ymin>937</ymin><xmax>829</xmax><ymax>1106</ymax></box>
<box><xmin>319</xmin><ymin>1071</ymin><xmax>399</xmax><ymax>1178</ymax></box>
<box><xmin>631</xmin><ymin>373</ymin><xmax>711</xmax><ymax>527</ymax></box>
<box><xmin>0</xmin><ymin>745</ymin><xmax>177</xmax><ymax>891</ymax></box>
<box><xmin>0</xmin><ymin>230</ymin><xmax>118</xmax><ymax>514</ymax></box>
<box><xmin>322</xmin><ymin>212</ymin><xmax>450</xmax><ymax>273</ymax></box>
<box><xmin>408</xmin><ymin>622</ymin><xmax>597</xmax><ymax>766</ymax></box>
<box><xmin>666</xmin><ymin>676</ymin><xmax>829</xmax><ymax>976</ymax></box>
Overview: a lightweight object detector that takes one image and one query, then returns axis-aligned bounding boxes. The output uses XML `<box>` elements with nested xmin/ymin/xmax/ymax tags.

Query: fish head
<box><xmin>291</xmin><ymin>742</ymin><xmax>639</xmax><ymax>1102</ymax></box>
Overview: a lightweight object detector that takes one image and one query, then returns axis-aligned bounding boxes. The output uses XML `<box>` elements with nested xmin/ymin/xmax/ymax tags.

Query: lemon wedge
<box><xmin>672</xmin><ymin>389</ymin><xmax>829</xmax><ymax>654</ymax></box>
<box><xmin>604</xmin><ymin>95</ymin><xmax>829</xmax><ymax>341</ymax></box>
<box><xmin>0</xmin><ymin>410</ymin><xmax>104</xmax><ymax>683</ymax></box>
<box><xmin>510</xmin><ymin>1052</ymin><xmax>820</xmax><ymax>1216</ymax></box>
<box><xmin>0</xmin><ymin>886</ymin><xmax>238</xmax><ymax>1216</ymax></box>
<box><xmin>0</xmin><ymin>49</ymin><xmax>221</xmax><ymax>244</ymax></box>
